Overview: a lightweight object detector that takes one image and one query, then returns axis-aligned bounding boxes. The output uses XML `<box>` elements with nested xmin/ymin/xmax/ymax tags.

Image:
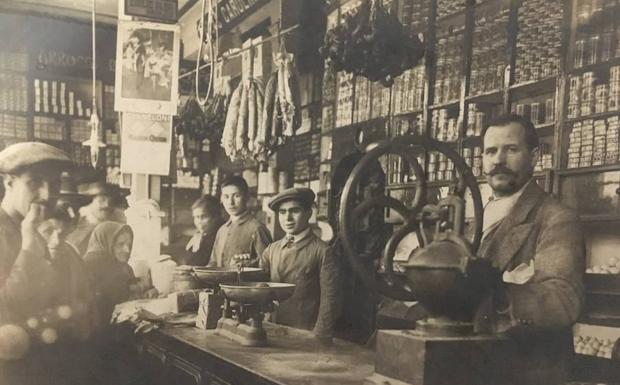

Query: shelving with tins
<box><xmin>0</xmin><ymin>50</ymin><xmax>121</xmax><ymax>177</ymax></box>
<box><xmin>0</xmin><ymin>51</ymin><xmax>30</xmax><ymax>141</ymax></box>
<box><xmin>562</xmin><ymin>0</ymin><xmax>620</xmax><ymax>174</ymax></box>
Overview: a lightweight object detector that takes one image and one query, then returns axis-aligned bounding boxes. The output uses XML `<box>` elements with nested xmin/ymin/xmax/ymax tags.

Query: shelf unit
<box><xmin>0</xmin><ymin>13</ymin><xmax>120</xmax><ymax>184</ymax></box>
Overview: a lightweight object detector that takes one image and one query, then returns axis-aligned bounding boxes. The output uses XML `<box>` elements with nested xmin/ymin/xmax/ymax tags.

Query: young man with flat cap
<box><xmin>0</xmin><ymin>142</ymin><xmax>99</xmax><ymax>384</ymax></box>
<box><xmin>258</xmin><ymin>187</ymin><xmax>341</xmax><ymax>343</ymax></box>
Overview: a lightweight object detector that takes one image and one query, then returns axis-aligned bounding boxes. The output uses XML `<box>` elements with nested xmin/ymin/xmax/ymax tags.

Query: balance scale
<box><xmin>215</xmin><ymin>282</ymin><xmax>295</xmax><ymax>347</ymax></box>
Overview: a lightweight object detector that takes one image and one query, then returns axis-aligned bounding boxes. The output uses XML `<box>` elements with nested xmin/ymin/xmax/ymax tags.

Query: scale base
<box><xmin>369</xmin><ymin>329</ymin><xmax>557</xmax><ymax>385</ymax></box>
<box><xmin>214</xmin><ymin>318</ymin><xmax>268</xmax><ymax>347</ymax></box>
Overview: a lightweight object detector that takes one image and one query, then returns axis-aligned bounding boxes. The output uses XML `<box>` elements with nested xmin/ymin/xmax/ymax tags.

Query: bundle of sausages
<box><xmin>221</xmin><ymin>78</ymin><xmax>264</xmax><ymax>161</ymax></box>
<box><xmin>222</xmin><ymin>53</ymin><xmax>301</xmax><ymax>162</ymax></box>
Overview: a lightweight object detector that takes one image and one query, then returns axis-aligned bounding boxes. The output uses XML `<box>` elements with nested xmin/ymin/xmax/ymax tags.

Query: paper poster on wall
<box><xmin>121</xmin><ymin>112</ymin><xmax>172</xmax><ymax>175</ymax></box>
<box><xmin>114</xmin><ymin>20</ymin><xmax>180</xmax><ymax>115</ymax></box>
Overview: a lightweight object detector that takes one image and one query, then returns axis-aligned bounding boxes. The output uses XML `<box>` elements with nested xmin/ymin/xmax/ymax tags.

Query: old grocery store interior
<box><xmin>1</xmin><ymin>0</ymin><xmax>620</xmax><ymax>384</ymax></box>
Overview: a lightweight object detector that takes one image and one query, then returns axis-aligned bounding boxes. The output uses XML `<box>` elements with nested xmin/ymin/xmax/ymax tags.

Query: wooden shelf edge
<box><xmin>430</xmin><ymin>100</ymin><xmax>460</xmax><ymax>110</ymax></box>
<box><xmin>557</xmin><ymin>164</ymin><xmax>620</xmax><ymax>176</ymax></box>
<box><xmin>465</xmin><ymin>89</ymin><xmax>503</xmax><ymax>103</ymax></box>
<box><xmin>391</xmin><ymin>109</ymin><xmax>424</xmax><ymax>118</ymax></box>
<box><xmin>566</xmin><ymin>111</ymin><xmax>620</xmax><ymax>124</ymax></box>
<box><xmin>0</xmin><ymin>110</ymin><xmax>29</xmax><ymax>116</ymax></box>
<box><xmin>509</xmin><ymin>76</ymin><xmax>557</xmax><ymax>92</ymax></box>
<box><xmin>570</xmin><ymin>57</ymin><xmax>620</xmax><ymax>75</ymax></box>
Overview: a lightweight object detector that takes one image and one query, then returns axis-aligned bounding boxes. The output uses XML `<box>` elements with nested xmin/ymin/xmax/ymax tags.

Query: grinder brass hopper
<box><xmin>215</xmin><ymin>282</ymin><xmax>295</xmax><ymax>346</ymax></box>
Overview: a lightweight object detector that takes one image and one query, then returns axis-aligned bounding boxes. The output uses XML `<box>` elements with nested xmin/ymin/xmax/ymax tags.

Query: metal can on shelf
<box><xmin>596</xmin><ymin>85</ymin><xmax>609</xmax><ymax>113</ymax></box>
<box><xmin>589</xmin><ymin>35</ymin><xmax>601</xmax><ymax>65</ymax></box>
<box><xmin>600</xmin><ymin>32</ymin><xmax>615</xmax><ymax>62</ymax></box>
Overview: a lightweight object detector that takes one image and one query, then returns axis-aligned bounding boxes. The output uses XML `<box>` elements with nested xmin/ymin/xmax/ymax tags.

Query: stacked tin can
<box><xmin>428</xmin><ymin>152</ymin><xmax>437</xmax><ymax>181</ymax></box>
<box><xmin>593</xmin><ymin>119</ymin><xmax>608</xmax><ymax>166</ymax></box>
<box><xmin>392</xmin><ymin>66</ymin><xmax>425</xmax><ymax>116</ymax></box>
<box><xmin>573</xmin><ymin>0</ymin><xmax>617</xmax><ymax>69</ymax></box>
<box><xmin>428</xmin><ymin>152</ymin><xmax>456</xmax><ymax>182</ymax></box>
<box><xmin>610</xmin><ymin>66</ymin><xmax>620</xmax><ymax>111</ymax></box>
<box><xmin>465</xmin><ymin>104</ymin><xmax>485</xmax><ymax>138</ymax></box>
<box><xmin>606</xmin><ymin>116</ymin><xmax>620</xmax><ymax>164</ymax></box>
<box><xmin>470</xmin><ymin>8</ymin><xmax>509</xmax><ymax>95</ymax></box>
<box><xmin>432</xmin><ymin>109</ymin><xmax>459</xmax><ymax>142</ymax></box>
<box><xmin>437</xmin><ymin>0</ymin><xmax>465</xmax><ymax>19</ymax></box>
<box><xmin>435</xmin><ymin>26</ymin><xmax>465</xmax><ymax>104</ymax></box>
<box><xmin>568</xmin><ymin>72</ymin><xmax>598</xmax><ymax>119</ymax></box>
<box><xmin>462</xmin><ymin>146</ymin><xmax>483</xmax><ymax>177</ymax></box>
<box><xmin>515</xmin><ymin>0</ymin><xmax>562</xmax><ymax>83</ymax></box>
<box><xmin>567</xmin><ymin>121</ymin><xmax>582</xmax><ymax>169</ymax></box>
<box><xmin>581</xmin><ymin>120</ymin><xmax>595</xmax><ymax>167</ymax></box>
<box><xmin>582</xmin><ymin>72</ymin><xmax>597</xmax><ymax>116</ymax></box>
<box><xmin>534</xmin><ymin>143</ymin><xmax>553</xmax><ymax>171</ymax></box>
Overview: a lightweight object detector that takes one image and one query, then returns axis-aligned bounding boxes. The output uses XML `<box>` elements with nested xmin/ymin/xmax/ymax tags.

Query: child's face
<box><xmin>113</xmin><ymin>230</ymin><xmax>133</xmax><ymax>263</ymax></box>
<box><xmin>38</xmin><ymin>219</ymin><xmax>70</xmax><ymax>259</ymax></box>
<box><xmin>192</xmin><ymin>207</ymin><xmax>210</xmax><ymax>233</ymax></box>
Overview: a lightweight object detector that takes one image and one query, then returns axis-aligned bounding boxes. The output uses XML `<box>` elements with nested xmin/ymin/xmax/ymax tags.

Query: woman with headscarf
<box><xmin>83</xmin><ymin>222</ymin><xmax>157</xmax><ymax>329</ymax></box>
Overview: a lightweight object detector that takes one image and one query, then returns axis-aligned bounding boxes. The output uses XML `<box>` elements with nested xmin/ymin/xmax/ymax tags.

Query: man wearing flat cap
<box><xmin>0</xmin><ymin>142</ymin><xmax>73</xmax><ymax>324</ymax></box>
<box><xmin>0</xmin><ymin>142</ymin><xmax>91</xmax><ymax>383</ymax></box>
<box><xmin>258</xmin><ymin>187</ymin><xmax>341</xmax><ymax>343</ymax></box>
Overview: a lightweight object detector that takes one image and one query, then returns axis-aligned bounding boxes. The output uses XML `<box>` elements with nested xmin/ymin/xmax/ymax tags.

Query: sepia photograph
<box><xmin>115</xmin><ymin>20</ymin><xmax>180</xmax><ymax>114</ymax></box>
<box><xmin>1</xmin><ymin>0</ymin><xmax>620</xmax><ymax>384</ymax></box>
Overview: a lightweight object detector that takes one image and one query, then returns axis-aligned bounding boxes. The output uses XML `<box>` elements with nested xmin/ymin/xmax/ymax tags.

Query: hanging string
<box><xmin>91</xmin><ymin>0</ymin><xmax>97</xmax><ymax>111</ymax></box>
<box><xmin>196</xmin><ymin>0</ymin><xmax>218</xmax><ymax>106</ymax></box>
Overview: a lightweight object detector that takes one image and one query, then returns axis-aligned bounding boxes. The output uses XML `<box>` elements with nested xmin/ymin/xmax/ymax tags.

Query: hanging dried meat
<box><xmin>221</xmin><ymin>78</ymin><xmax>264</xmax><ymax>161</ymax></box>
<box><xmin>252</xmin><ymin>53</ymin><xmax>302</xmax><ymax>163</ymax></box>
<box><xmin>320</xmin><ymin>0</ymin><xmax>425</xmax><ymax>87</ymax></box>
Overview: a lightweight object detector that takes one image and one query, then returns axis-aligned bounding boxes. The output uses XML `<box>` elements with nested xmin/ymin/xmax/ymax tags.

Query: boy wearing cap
<box><xmin>259</xmin><ymin>187</ymin><xmax>340</xmax><ymax>343</ymax></box>
<box><xmin>208</xmin><ymin>176</ymin><xmax>271</xmax><ymax>268</ymax></box>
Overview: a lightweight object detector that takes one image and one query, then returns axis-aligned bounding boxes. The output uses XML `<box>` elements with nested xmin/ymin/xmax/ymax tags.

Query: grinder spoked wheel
<box><xmin>338</xmin><ymin>135</ymin><xmax>484</xmax><ymax>303</ymax></box>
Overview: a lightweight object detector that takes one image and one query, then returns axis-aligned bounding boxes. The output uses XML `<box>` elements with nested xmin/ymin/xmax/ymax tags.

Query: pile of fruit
<box><xmin>574</xmin><ymin>335</ymin><xmax>617</xmax><ymax>359</ymax></box>
<box><xmin>320</xmin><ymin>0</ymin><xmax>424</xmax><ymax>87</ymax></box>
<box><xmin>0</xmin><ymin>305</ymin><xmax>75</xmax><ymax>361</ymax></box>
<box><xmin>586</xmin><ymin>256</ymin><xmax>620</xmax><ymax>274</ymax></box>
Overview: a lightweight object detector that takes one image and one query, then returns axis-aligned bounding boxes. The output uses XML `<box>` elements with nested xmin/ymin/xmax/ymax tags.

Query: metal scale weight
<box><xmin>339</xmin><ymin>135</ymin><xmax>541</xmax><ymax>385</ymax></box>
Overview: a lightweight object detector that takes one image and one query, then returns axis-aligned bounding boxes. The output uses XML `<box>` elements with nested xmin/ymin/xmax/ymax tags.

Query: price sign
<box><xmin>125</xmin><ymin>0</ymin><xmax>178</xmax><ymax>22</ymax></box>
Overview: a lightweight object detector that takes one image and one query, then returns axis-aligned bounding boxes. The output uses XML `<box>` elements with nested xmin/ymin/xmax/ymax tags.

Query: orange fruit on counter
<box><xmin>40</xmin><ymin>328</ymin><xmax>58</xmax><ymax>345</ymax></box>
<box><xmin>0</xmin><ymin>324</ymin><xmax>30</xmax><ymax>361</ymax></box>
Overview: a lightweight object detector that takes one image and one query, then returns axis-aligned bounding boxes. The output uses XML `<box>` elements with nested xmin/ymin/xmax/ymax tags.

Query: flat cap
<box><xmin>0</xmin><ymin>142</ymin><xmax>72</xmax><ymax>173</ymax></box>
<box><xmin>268</xmin><ymin>187</ymin><xmax>315</xmax><ymax>211</ymax></box>
<box><xmin>77</xmin><ymin>181</ymin><xmax>117</xmax><ymax>197</ymax></box>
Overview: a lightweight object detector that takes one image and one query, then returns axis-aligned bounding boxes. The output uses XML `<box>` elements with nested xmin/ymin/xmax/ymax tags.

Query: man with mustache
<box><xmin>66</xmin><ymin>181</ymin><xmax>125</xmax><ymax>257</ymax></box>
<box><xmin>474</xmin><ymin>114</ymin><xmax>584</xmax><ymax>385</ymax></box>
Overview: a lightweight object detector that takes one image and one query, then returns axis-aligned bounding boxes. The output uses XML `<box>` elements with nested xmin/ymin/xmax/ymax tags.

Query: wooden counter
<box><xmin>124</xmin><ymin>322</ymin><xmax>375</xmax><ymax>385</ymax></box>
<box><xmin>119</xmin><ymin>322</ymin><xmax>619</xmax><ymax>385</ymax></box>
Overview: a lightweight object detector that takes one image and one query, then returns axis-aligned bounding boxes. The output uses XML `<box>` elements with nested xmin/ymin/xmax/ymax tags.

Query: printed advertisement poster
<box><xmin>121</xmin><ymin>112</ymin><xmax>172</xmax><ymax>175</ymax></box>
